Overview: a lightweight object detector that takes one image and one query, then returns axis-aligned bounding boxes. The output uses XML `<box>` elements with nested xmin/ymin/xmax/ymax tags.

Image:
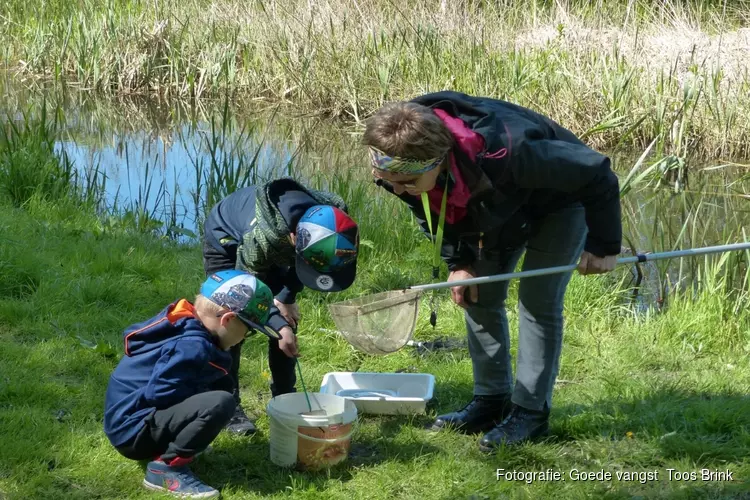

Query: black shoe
<box><xmin>431</xmin><ymin>395</ymin><xmax>512</xmax><ymax>434</ymax></box>
<box><xmin>225</xmin><ymin>406</ymin><xmax>257</xmax><ymax>436</ymax></box>
<box><xmin>478</xmin><ymin>404</ymin><xmax>550</xmax><ymax>452</ymax></box>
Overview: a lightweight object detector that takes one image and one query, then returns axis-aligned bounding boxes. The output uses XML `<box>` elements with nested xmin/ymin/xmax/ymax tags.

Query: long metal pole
<box><xmin>408</xmin><ymin>242</ymin><xmax>750</xmax><ymax>292</ymax></box>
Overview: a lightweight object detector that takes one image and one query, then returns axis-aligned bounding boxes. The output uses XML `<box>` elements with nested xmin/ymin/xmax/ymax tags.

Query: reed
<box><xmin>3</xmin><ymin>0</ymin><xmax>750</xmax><ymax>159</ymax></box>
<box><xmin>0</xmin><ymin>102</ymin><xmax>106</xmax><ymax>209</ymax></box>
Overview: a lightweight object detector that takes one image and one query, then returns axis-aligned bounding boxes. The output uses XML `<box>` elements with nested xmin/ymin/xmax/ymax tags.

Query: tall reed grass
<box><xmin>0</xmin><ymin>103</ymin><xmax>105</xmax><ymax>209</ymax></box>
<box><xmin>3</xmin><ymin>0</ymin><xmax>750</xmax><ymax>159</ymax></box>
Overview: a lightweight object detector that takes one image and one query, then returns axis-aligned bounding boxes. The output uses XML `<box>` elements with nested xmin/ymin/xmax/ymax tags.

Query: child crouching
<box><xmin>104</xmin><ymin>270</ymin><xmax>281</xmax><ymax>498</ymax></box>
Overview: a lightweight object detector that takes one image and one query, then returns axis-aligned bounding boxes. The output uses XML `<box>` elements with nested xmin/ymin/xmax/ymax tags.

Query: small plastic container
<box><xmin>319</xmin><ymin>372</ymin><xmax>435</xmax><ymax>415</ymax></box>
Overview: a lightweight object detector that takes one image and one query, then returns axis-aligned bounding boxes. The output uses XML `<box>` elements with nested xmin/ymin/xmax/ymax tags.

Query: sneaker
<box><xmin>478</xmin><ymin>404</ymin><xmax>550</xmax><ymax>453</ymax></box>
<box><xmin>431</xmin><ymin>394</ymin><xmax>512</xmax><ymax>434</ymax></box>
<box><xmin>143</xmin><ymin>460</ymin><xmax>219</xmax><ymax>498</ymax></box>
<box><xmin>225</xmin><ymin>406</ymin><xmax>256</xmax><ymax>436</ymax></box>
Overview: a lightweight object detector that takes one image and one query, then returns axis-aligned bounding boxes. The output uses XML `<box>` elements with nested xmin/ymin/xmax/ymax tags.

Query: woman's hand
<box><xmin>577</xmin><ymin>251</ymin><xmax>617</xmax><ymax>275</ymax></box>
<box><xmin>448</xmin><ymin>267</ymin><xmax>478</xmax><ymax>308</ymax></box>
<box><xmin>278</xmin><ymin>326</ymin><xmax>299</xmax><ymax>358</ymax></box>
<box><xmin>274</xmin><ymin>299</ymin><xmax>300</xmax><ymax>328</ymax></box>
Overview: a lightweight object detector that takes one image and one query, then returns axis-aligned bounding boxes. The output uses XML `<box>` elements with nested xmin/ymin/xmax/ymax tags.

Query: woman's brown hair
<box><xmin>363</xmin><ymin>102</ymin><xmax>454</xmax><ymax>160</ymax></box>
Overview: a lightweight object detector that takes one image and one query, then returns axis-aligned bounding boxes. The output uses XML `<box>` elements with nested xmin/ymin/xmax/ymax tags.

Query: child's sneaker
<box><xmin>143</xmin><ymin>460</ymin><xmax>220</xmax><ymax>498</ymax></box>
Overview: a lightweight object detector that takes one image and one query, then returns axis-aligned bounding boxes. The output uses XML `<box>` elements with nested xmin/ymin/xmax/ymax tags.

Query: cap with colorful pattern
<box><xmin>295</xmin><ymin>205</ymin><xmax>358</xmax><ymax>292</ymax></box>
<box><xmin>200</xmin><ymin>270</ymin><xmax>279</xmax><ymax>339</ymax></box>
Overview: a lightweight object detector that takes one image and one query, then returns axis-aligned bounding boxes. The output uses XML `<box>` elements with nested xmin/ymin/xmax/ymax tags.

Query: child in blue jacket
<box><xmin>104</xmin><ymin>270</ymin><xmax>278</xmax><ymax>499</ymax></box>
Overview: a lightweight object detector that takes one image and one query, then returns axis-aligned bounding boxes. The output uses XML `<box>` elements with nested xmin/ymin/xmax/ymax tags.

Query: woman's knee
<box><xmin>473</xmin><ymin>281</ymin><xmax>511</xmax><ymax>310</ymax></box>
<box><xmin>518</xmin><ymin>279</ymin><xmax>567</xmax><ymax>317</ymax></box>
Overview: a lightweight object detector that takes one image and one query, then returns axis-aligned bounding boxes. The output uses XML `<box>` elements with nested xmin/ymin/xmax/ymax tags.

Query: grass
<box><xmin>1</xmin><ymin>91</ymin><xmax>750</xmax><ymax>500</ymax></box>
<box><xmin>3</xmin><ymin>0</ymin><xmax>750</xmax><ymax>160</ymax></box>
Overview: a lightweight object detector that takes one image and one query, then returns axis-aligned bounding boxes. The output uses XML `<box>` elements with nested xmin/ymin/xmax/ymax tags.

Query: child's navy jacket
<box><xmin>104</xmin><ymin>300</ymin><xmax>232</xmax><ymax>447</ymax></box>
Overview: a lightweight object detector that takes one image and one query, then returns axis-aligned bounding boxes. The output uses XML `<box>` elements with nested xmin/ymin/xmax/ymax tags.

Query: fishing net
<box><xmin>328</xmin><ymin>289</ymin><xmax>422</xmax><ymax>355</ymax></box>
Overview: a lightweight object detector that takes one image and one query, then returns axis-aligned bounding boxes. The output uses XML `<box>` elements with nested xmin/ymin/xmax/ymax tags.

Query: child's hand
<box><xmin>274</xmin><ymin>299</ymin><xmax>300</xmax><ymax>328</ymax></box>
<box><xmin>278</xmin><ymin>326</ymin><xmax>299</xmax><ymax>358</ymax></box>
<box><xmin>577</xmin><ymin>251</ymin><xmax>617</xmax><ymax>275</ymax></box>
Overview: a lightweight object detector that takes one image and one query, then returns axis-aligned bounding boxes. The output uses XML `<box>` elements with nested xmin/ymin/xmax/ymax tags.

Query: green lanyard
<box><xmin>420</xmin><ymin>179</ymin><xmax>449</xmax><ymax>327</ymax></box>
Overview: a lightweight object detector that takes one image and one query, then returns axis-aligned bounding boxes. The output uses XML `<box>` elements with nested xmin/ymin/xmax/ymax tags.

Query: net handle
<box><xmin>408</xmin><ymin>242</ymin><xmax>750</xmax><ymax>292</ymax></box>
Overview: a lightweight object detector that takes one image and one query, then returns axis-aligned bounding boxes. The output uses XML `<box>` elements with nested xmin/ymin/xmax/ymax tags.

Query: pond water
<box><xmin>55</xmin><ymin>121</ymin><xmax>293</xmax><ymax>233</ymax></box>
<box><xmin>3</xmin><ymin>80</ymin><xmax>750</xmax><ymax>307</ymax></box>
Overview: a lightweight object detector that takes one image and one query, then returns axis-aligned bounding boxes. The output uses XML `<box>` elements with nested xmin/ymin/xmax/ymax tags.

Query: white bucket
<box><xmin>266</xmin><ymin>392</ymin><xmax>358</xmax><ymax>470</ymax></box>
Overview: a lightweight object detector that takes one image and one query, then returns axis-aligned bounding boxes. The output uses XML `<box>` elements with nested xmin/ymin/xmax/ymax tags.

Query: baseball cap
<box><xmin>295</xmin><ymin>205</ymin><xmax>359</xmax><ymax>292</ymax></box>
<box><xmin>200</xmin><ymin>270</ymin><xmax>280</xmax><ymax>340</ymax></box>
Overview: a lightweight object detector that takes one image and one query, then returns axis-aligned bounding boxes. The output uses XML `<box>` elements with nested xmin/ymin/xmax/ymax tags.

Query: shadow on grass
<box><xmin>198</xmin><ymin>420</ymin><xmax>444</xmax><ymax>496</ymax></box>
<box><xmin>422</xmin><ymin>378</ymin><xmax>475</xmax><ymax>419</ymax></box>
<box><xmin>471</xmin><ymin>388</ymin><xmax>750</xmax><ymax>493</ymax></box>
<box><xmin>434</xmin><ymin>375</ymin><xmax>749</xmax><ymax>465</ymax></box>
<box><xmin>551</xmin><ymin>389</ymin><xmax>750</xmax><ymax>464</ymax></box>
<box><xmin>431</xmin><ymin>378</ymin><xmax>749</xmax><ymax>486</ymax></box>
<box><xmin>533</xmin><ymin>390</ymin><xmax>750</xmax><ymax>498</ymax></box>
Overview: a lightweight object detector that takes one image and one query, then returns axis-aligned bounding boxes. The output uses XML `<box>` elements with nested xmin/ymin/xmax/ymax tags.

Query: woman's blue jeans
<box><xmin>465</xmin><ymin>203</ymin><xmax>587</xmax><ymax>411</ymax></box>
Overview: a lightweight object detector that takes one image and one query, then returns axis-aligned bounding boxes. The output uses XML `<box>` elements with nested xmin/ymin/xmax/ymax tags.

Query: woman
<box><xmin>363</xmin><ymin>91</ymin><xmax>621</xmax><ymax>452</ymax></box>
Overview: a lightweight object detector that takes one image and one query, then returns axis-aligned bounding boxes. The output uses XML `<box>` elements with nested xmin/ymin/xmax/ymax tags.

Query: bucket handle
<box><xmin>268</xmin><ymin>408</ymin><xmax>359</xmax><ymax>444</ymax></box>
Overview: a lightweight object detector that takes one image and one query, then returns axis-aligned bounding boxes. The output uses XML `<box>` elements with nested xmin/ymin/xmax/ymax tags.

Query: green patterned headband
<box><xmin>368</xmin><ymin>146</ymin><xmax>445</xmax><ymax>175</ymax></box>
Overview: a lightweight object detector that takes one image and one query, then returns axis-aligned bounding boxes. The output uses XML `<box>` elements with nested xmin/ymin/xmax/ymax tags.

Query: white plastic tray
<box><xmin>319</xmin><ymin>372</ymin><xmax>435</xmax><ymax>415</ymax></box>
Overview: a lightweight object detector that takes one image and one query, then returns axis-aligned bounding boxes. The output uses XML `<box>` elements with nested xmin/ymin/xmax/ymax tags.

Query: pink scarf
<box><xmin>421</xmin><ymin>109</ymin><xmax>485</xmax><ymax>224</ymax></box>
